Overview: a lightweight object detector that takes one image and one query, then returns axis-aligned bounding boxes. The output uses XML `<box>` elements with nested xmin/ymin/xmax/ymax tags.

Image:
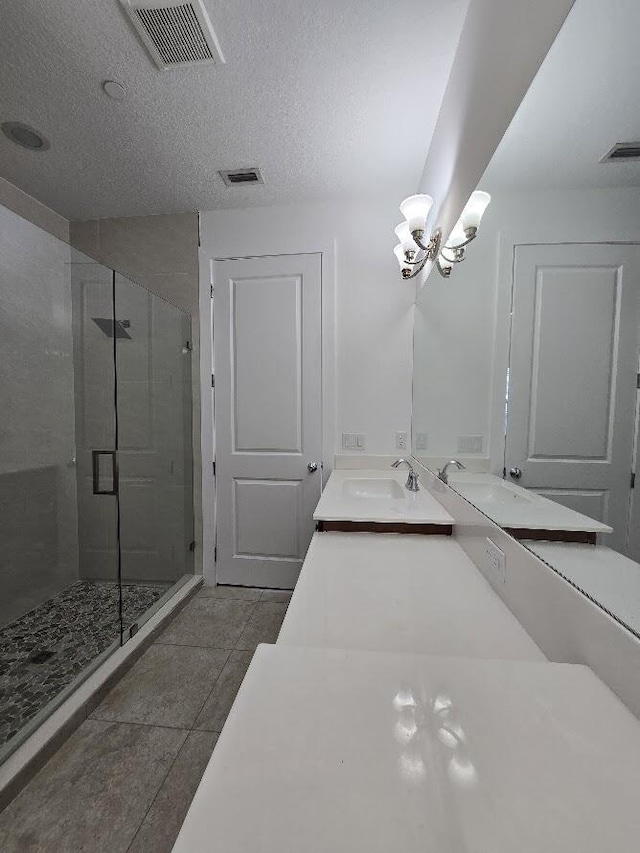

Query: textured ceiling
<box><xmin>0</xmin><ymin>0</ymin><xmax>468</xmax><ymax>221</ymax></box>
<box><xmin>484</xmin><ymin>0</ymin><xmax>640</xmax><ymax>191</ymax></box>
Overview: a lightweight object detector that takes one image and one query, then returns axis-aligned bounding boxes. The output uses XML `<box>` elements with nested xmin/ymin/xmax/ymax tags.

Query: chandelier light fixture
<box><xmin>394</xmin><ymin>190</ymin><xmax>491</xmax><ymax>280</ymax></box>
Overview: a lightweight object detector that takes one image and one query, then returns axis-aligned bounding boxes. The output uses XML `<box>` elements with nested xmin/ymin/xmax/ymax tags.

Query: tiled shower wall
<box><xmin>0</xmin><ymin>204</ymin><xmax>78</xmax><ymax>627</ymax></box>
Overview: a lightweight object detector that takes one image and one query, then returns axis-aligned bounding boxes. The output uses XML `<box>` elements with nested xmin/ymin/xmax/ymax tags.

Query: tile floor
<box><xmin>0</xmin><ymin>581</ymin><xmax>168</xmax><ymax>752</ymax></box>
<box><xmin>0</xmin><ymin>585</ymin><xmax>292</xmax><ymax>852</ymax></box>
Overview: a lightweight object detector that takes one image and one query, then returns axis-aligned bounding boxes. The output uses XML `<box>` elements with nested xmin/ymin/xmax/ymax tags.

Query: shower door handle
<box><xmin>92</xmin><ymin>450</ymin><xmax>119</xmax><ymax>495</ymax></box>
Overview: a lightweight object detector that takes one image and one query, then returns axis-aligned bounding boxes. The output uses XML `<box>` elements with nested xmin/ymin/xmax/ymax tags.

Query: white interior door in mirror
<box><xmin>505</xmin><ymin>243</ymin><xmax>640</xmax><ymax>551</ymax></box>
<box><xmin>214</xmin><ymin>254</ymin><xmax>322</xmax><ymax>588</ymax></box>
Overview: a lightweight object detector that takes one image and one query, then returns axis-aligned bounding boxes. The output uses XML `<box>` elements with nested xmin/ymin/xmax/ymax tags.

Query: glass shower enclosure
<box><xmin>0</xmin><ymin>239</ymin><xmax>194</xmax><ymax>764</ymax></box>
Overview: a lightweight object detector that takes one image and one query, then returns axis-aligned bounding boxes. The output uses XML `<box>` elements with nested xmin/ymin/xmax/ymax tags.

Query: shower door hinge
<box><xmin>632</xmin><ymin>471</ymin><xmax>636</xmax><ymax>489</ymax></box>
<box><xmin>211</xmin><ymin>373</ymin><xmax>215</xmax><ymax>387</ymax></box>
<box><xmin>184</xmin><ymin>340</ymin><xmax>192</xmax><ymax>352</ymax></box>
<box><xmin>189</xmin><ymin>540</ymin><xmax>196</xmax><ymax>552</ymax></box>
<box><xmin>210</xmin><ymin>284</ymin><xmax>214</xmax><ymax>298</ymax></box>
<box><xmin>212</xmin><ymin>460</ymin><xmax>216</xmax><ymax>475</ymax></box>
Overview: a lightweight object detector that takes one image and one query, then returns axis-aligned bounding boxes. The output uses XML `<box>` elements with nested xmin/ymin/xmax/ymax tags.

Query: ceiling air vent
<box><xmin>119</xmin><ymin>0</ymin><xmax>225</xmax><ymax>70</ymax></box>
<box><xmin>600</xmin><ymin>143</ymin><xmax>640</xmax><ymax>163</ymax></box>
<box><xmin>219</xmin><ymin>168</ymin><xmax>264</xmax><ymax>186</ymax></box>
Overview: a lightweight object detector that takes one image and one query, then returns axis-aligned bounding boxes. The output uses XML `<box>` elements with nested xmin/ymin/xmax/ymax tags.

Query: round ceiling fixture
<box><xmin>2</xmin><ymin>121</ymin><xmax>50</xmax><ymax>151</ymax></box>
<box><xmin>102</xmin><ymin>80</ymin><xmax>127</xmax><ymax>101</ymax></box>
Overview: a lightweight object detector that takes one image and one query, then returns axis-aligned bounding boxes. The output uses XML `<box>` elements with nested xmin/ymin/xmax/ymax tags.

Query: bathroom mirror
<box><xmin>412</xmin><ymin>0</ymin><xmax>640</xmax><ymax>635</ymax></box>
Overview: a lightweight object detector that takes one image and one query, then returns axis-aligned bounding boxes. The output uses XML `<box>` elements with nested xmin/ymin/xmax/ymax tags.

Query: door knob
<box><xmin>307</xmin><ymin>462</ymin><xmax>318</xmax><ymax>473</ymax></box>
<box><xmin>509</xmin><ymin>467</ymin><xmax>522</xmax><ymax>479</ymax></box>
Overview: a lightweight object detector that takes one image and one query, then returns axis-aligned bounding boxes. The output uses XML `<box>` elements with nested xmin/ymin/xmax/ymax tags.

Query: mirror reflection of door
<box><xmin>505</xmin><ymin>243</ymin><xmax>640</xmax><ymax>554</ymax></box>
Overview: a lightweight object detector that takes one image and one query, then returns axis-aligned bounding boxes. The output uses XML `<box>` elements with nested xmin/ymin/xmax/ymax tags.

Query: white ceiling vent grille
<box><xmin>120</xmin><ymin>0</ymin><xmax>225</xmax><ymax>70</ymax></box>
<box><xmin>601</xmin><ymin>143</ymin><xmax>640</xmax><ymax>163</ymax></box>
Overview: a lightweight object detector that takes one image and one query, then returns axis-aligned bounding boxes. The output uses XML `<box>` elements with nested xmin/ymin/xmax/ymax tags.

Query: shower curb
<box><xmin>0</xmin><ymin>575</ymin><xmax>203</xmax><ymax>813</ymax></box>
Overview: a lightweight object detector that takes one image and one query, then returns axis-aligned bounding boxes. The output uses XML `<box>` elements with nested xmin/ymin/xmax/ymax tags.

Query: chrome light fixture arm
<box><xmin>399</xmin><ymin>227</ymin><xmax>443</xmax><ymax>279</ymax></box>
<box><xmin>435</xmin><ymin>256</ymin><xmax>452</xmax><ymax>278</ymax></box>
<box><xmin>411</xmin><ymin>227</ymin><xmax>442</xmax><ymax>259</ymax></box>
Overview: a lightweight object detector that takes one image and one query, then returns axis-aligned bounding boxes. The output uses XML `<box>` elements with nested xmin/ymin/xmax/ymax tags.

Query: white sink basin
<box><xmin>454</xmin><ymin>481</ymin><xmax>534</xmax><ymax>509</ymax></box>
<box><xmin>314</xmin><ymin>469</ymin><xmax>455</xmax><ymax>525</ymax></box>
<box><xmin>342</xmin><ymin>478</ymin><xmax>405</xmax><ymax>500</ymax></box>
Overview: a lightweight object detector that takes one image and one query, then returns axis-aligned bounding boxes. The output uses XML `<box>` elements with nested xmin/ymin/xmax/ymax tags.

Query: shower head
<box><xmin>91</xmin><ymin>318</ymin><xmax>132</xmax><ymax>339</ymax></box>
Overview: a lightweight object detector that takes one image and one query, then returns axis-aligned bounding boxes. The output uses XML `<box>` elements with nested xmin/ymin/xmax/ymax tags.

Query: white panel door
<box><xmin>505</xmin><ymin>244</ymin><xmax>640</xmax><ymax>551</ymax></box>
<box><xmin>214</xmin><ymin>254</ymin><xmax>322</xmax><ymax>588</ymax></box>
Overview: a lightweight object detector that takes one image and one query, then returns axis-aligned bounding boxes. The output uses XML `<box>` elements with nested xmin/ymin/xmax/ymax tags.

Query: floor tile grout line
<box><xmin>189</xmin><ymin>649</ymin><xmax>233</xmax><ymax>733</ymax></box>
<box><xmin>120</xmin><ymin>600</ymin><xmax>258</xmax><ymax>847</ymax></box>
<box><xmin>88</xmin><ymin>716</ymin><xmax>195</xmax><ymax>732</ymax></box>
<box><xmin>225</xmin><ymin>600</ymin><xmax>261</xmax><ymax>653</ymax></box>
<box><xmin>123</xmin><ymin>726</ymin><xmax>191</xmax><ymax>853</ymax></box>
<box><xmin>153</xmin><ymin>640</ymin><xmax>238</xmax><ymax>650</ymax></box>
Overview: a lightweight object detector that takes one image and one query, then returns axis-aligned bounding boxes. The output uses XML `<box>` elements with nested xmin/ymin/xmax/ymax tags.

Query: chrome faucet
<box><xmin>392</xmin><ymin>458</ymin><xmax>420</xmax><ymax>492</ymax></box>
<box><xmin>438</xmin><ymin>459</ymin><xmax>466</xmax><ymax>485</ymax></box>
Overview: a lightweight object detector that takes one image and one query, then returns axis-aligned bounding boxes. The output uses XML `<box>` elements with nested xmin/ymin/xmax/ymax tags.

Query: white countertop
<box><xmin>278</xmin><ymin>533</ymin><xmax>544</xmax><ymax>660</ymax></box>
<box><xmin>449</xmin><ymin>472</ymin><xmax>612</xmax><ymax>533</ymax></box>
<box><xmin>173</xmin><ymin>644</ymin><xmax>640</xmax><ymax>853</ymax></box>
<box><xmin>530</xmin><ymin>541</ymin><xmax>640</xmax><ymax>635</ymax></box>
<box><xmin>314</xmin><ymin>468</ymin><xmax>454</xmax><ymax>525</ymax></box>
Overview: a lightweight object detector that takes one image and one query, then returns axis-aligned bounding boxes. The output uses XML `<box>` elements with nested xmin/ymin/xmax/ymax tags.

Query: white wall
<box><xmin>0</xmin><ymin>204</ymin><xmax>78</xmax><ymax>625</ymax></box>
<box><xmin>412</xmin><ymin>186</ymin><xmax>640</xmax><ymax>469</ymax></box>
<box><xmin>200</xmin><ymin>198</ymin><xmax>415</xmax><ymax>457</ymax></box>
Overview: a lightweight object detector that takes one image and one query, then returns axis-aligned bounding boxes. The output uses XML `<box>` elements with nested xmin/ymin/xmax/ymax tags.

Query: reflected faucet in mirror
<box><xmin>438</xmin><ymin>460</ymin><xmax>466</xmax><ymax>485</ymax></box>
<box><xmin>392</xmin><ymin>458</ymin><xmax>420</xmax><ymax>492</ymax></box>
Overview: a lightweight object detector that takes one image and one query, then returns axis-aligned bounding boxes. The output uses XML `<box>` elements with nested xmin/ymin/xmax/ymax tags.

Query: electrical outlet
<box><xmin>395</xmin><ymin>431</ymin><xmax>408</xmax><ymax>451</ymax></box>
<box><xmin>484</xmin><ymin>538</ymin><xmax>506</xmax><ymax>588</ymax></box>
<box><xmin>457</xmin><ymin>435</ymin><xmax>483</xmax><ymax>454</ymax></box>
<box><xmin>342</xmin><ymin>432</ymin><xmax>365</xmax><ymax>451</ymax></box>
<box><xmin>415</xmin><ymin>432</ymin><xmax>428</xmax><ymax>451</ymax></box>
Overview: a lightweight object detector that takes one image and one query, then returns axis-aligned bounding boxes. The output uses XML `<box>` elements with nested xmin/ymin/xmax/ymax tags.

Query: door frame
<box><xmin>199</xmin><ymin>243</ymin><xmax>336</xmax><ymax>587</ymax></box>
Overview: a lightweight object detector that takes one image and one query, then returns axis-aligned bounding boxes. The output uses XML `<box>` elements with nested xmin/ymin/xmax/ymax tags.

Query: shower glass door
<box><xmin>113</xmin><ymin>273</ymin><xmax>194</xmax><ymax>636</ymax></box>
<box><xmin>70</xmin><ymin>252</ymin><xmax>123</xmax><ymax>647</ymax></box>
<box><xmin>1</xmin><ymin>232</ymin><xmax>194</xmax><ymax>765</ymax></box>
<box><xmin>0</xmin><ymin>251</ymin><xmax>122</xmax><ymax>763</ymax></box>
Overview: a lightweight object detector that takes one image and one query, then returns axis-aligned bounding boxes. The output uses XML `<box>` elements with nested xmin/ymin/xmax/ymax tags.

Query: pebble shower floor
<box><xmin>0</xmin><ymin>581</ymin><xmax>167</xmax><ymax>752</ymax></box>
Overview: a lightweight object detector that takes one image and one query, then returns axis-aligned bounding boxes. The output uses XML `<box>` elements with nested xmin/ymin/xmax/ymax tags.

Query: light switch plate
<box><xmin>395</xmin><ymin>431</ymin><xmax>408</xmax><ymax>451</ymax></box>
<box><xmin>484</xmin><ymin>538</ymin><xmax>506</xmax><ymax>588</ymax></box>
<box><xmin>342</xmin><ymin>432</ymin><xmax>365</xmax><ymax>451</ymax></box>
